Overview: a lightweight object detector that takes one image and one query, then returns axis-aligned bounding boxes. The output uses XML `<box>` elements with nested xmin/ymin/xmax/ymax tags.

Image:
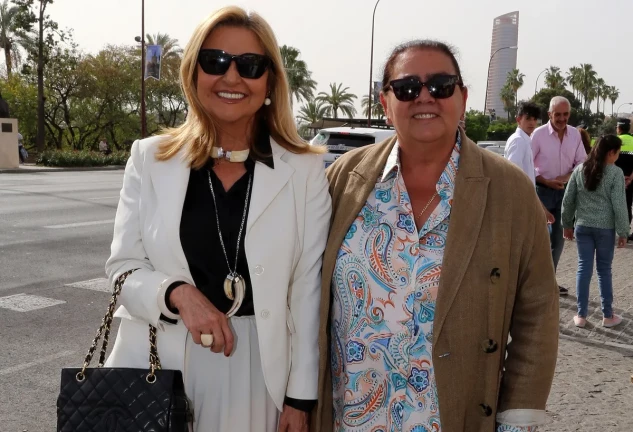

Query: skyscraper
<box><xmin>486</xmin><ymin>11</ymin><xmax>519</xmax><ymax>119</ymax></box>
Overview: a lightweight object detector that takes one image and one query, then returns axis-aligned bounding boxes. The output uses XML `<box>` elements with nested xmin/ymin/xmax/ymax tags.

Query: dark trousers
<box><xmin>626</xmin><ymin>184</ymin><xmax>633</xmax><ymax>224</ymax></box>
<box><xmin>536</xmin><ymin>185</ymin><xmax>565</xmax><ymax>272</ymax></box>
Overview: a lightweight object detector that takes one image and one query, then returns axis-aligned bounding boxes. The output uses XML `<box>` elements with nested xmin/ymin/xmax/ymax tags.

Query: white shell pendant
<box><xmin>226</xmin><ymin>275</ymin><xmax>245</xmax><ymax>318</ymax></box>
<box><xmin>223</xmin><ymin>275</ymin><xmax>236</xmax><ymax>300</ymax></box>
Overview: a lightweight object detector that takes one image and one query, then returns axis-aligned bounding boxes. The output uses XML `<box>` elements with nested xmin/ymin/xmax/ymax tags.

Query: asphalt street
<box><xmin>0</xmin><ymin>170</ymin><xmax>125</xmax><ymax>431</ymax></box>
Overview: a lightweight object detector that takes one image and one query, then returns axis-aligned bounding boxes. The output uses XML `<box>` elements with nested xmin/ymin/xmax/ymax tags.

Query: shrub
<box><xmin>36</xmin><ymin>150</ymin><xmax>129</xmax><ymax>167</ymax></box>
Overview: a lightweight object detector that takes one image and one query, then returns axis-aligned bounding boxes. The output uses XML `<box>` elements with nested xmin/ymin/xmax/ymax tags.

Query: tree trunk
<box><xmin>36</xmin><ymin>1</ymin><xmax>46</xmax><ymax>152</ymax></box>
<box><xmin>4</xmin><ymin>43</ymin><xmax>12</xmax><ymax>77</ymax></box>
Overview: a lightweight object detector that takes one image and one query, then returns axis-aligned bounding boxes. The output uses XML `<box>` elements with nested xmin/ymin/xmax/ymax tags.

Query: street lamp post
<box><xmin>367</xmin><ymin>0</ymin><xmax>381</xmax><ymax>127</ymax></box>
<box><xmin>534</xmin><ymin>68</ymin><xmax>547</xmax><ymax>96</ymax></box>
<box><xmin>483</xmin><ymin>45</ymin><xmax>518</xmax><ymax>116</ymax></box>
<box><xmin>616</xmin><ymin>102</ymin><xmax>632</xmax><ymax>117</ymax></box>
<box><xmin>140</xmin><ymin>0</ymin><xmax>146</xmax><ymax>138</ymax></box>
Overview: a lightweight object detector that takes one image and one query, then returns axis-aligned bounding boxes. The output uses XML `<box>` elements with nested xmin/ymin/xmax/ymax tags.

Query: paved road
<box><xmin>1</xmin><ymin>170</ymin><xmax>632</xmax><ymax>431</ymax></box>
<box><xmin>0</xmin><ymin>171</ymin><xmax>123</xmax><ymax>431</ymax></box>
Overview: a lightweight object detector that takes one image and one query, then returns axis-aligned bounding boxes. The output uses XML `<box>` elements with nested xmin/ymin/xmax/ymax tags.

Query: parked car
<box><xmin>310</xmin><ymin>127</ymin><xmax>396</xmax><ymax>168</ymax></box>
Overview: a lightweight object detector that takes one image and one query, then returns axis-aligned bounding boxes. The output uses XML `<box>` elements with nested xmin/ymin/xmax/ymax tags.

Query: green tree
<box><xmin>0</xmin><ymin>0</ymin><xmax>33</xmax><ymax>76</ymax></box>
<box><xmin>566</xmin><ymin>66</ymin><xmax>581</xmax><ymax>101</ymax></box>
<box><xmin>361</xmin><ymin>94</ymin><xmax>384</xmax><ymax>119</ymax></box>
<box><xmin>577</xmin><ymin>63</ymin><xmax>597</xmax><ymax>110</ymax></box>
<box><xmin>145</xmin><ymin>33</ymin><xmax>182</xmax><ymax>60</ymax></box>
<box><xmin>0</xmin><ymin>73</ymin><xmax>37</xmax><ymax>145</ymax></box>
<box><xmin>13</xmin><ymin>0</ymin><xmax>65</xmax><ymax>151</ymax></box>
<box><xmin>544</xmin><ymin>66</ymin><xmax>565</xmax><ymax>90</ymax></box>
<box><xmin>297</xmin><ymin>99</ymin><xmax>327</xmax><ymax>124</ymax></box>
<box><xmin>499</xmin><ymin>83</ymin><xmax>515</xmax><ymax>120</ymax></box>
<box><xmin>464</xmin><ymin>109</ymin><xmax>490</xmax><ymax>142</ymax></box>
<box><xmin>279</xmin><ymin>45</ymin><xmax>316</xmax><ymax>108</ymax></box>
<box><xmin>506</xmin><ymin>68</ymin><xmax>525</xmax><ymax>108</ymax></box>
<box><xmin>316</xmin><ymin>82</ymin><xmax>357</xmax><ymax>119</ymax></box>
<box><xmin>608</xmin><ymin>86</ymin><xmax>619</xmax><ymax>117</ymax></box>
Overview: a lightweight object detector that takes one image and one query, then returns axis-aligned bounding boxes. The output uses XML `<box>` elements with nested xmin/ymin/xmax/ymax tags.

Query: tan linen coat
<box><xmin>312</xmin><ymin>131</ymin><xmax>559</xmax><ymax>431</ymax></box>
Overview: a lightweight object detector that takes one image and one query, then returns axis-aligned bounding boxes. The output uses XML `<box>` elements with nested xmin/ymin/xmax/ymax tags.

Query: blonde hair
<box><xmin>156</xmin><ymin>6</ymin><xmax>322</xmax><ymax>168</ymax></box>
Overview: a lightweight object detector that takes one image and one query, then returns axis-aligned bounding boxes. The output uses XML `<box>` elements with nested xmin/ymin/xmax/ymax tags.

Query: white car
<box><xmin>310</xmin><ymin>127</ymin><xmax>396</xmax><ymax>168</ymax></box>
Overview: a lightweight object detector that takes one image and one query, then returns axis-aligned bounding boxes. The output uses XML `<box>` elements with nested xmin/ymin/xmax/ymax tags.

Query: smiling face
<box><xmin>548</xmin><ymin>101</ymin><xmax>571</xmax><ymax>132</ymax></box>
<box><xmin>196</xmin><ymin>26</ymin><xmax>269</xmax><ymax>128</ymax></box>
<box><xmin>380</xmin><ymin>48</ymin><xmax>467</xmax><ymax>145</ymax></box>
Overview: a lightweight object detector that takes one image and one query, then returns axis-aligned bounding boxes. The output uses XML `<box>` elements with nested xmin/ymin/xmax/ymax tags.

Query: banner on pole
<box><xmin>145</xmin><ymin>45</ymin><xmax>163</xmax><ymax>80</ymax></box>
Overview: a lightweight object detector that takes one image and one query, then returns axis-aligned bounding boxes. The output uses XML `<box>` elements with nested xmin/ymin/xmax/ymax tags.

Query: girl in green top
<box><xmin>562</xmin><ymin>135</ymin><xmax>630</xmax><ymax>329</ymax></box>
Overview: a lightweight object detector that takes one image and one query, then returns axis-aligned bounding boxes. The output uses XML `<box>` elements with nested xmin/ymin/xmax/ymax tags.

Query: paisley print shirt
<box><xmin>331</xmin><ymin>136</ymin><xmax>536</xmax><ymax>432</ymax></box>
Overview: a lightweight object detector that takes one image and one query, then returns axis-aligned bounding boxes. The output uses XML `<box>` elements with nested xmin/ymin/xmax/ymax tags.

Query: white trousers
<box><xmin>184</xmin><ymin>316</ymin><xmax>280</xmax><ymax>432</ymax></box>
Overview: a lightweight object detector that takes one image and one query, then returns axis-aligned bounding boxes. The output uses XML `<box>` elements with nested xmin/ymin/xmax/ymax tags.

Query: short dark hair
<box><xmin>381</xmin><ymin>39</ymin><xmax>463</xmax><ymax>89</ymax></box>
<box><xmin>617</xmin><ymin>121</ymin><xmax>631</xmax><ymax>134</ymax></box>
<box><xmin>516</xmin><ymin>102</ymin><xmax>540</xmax><ymax>120</ymax></box>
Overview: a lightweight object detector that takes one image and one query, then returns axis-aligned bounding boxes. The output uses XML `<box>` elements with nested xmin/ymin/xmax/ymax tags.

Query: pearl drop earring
<box><xmin>264</xmin><ymin>97</ymin><xmax>272</xmax><ymax>106</ymax></box>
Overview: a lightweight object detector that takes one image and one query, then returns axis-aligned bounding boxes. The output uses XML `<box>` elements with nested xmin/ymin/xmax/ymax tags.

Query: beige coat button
<box><xmin>254</xmin><ymin>265</ymin><xmax>265</xmax><ymax>276</ymax></box>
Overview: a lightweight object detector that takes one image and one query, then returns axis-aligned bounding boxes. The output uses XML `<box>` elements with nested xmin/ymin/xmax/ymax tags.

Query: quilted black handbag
<box><xmin>56</xmin><ymin>269</ymin><xmax>193</xmax><ymax>431</ymax></box>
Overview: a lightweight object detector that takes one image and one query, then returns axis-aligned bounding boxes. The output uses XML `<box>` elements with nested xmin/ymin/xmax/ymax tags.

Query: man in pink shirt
<box><xmin>531</xmin><ymin>96</ymin><xmax>587</xmax><ymax>295</ymax></box>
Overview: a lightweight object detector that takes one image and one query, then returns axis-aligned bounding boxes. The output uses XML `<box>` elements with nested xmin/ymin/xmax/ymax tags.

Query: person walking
<box><xmin>562</xmin><ymin>135</ymin><xmax>629</xmax><ymax>328</ymax></box>
<box><xmin>615</xmin><ymin>118</ymin><xmax>633</xmax><ymax>241</ymax></box>
<box><xmin>531</xmin><ymin>96</ymin><xmax>587</xmax><ymax>295</ymax></box>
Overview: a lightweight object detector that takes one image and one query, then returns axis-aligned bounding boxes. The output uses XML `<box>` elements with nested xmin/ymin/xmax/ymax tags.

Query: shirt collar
<box><xmin>547</xmin><ymin>121</ymin><xmax>568</xmax><ymax>137</ymax></box>
<box><xmin>517</xmin><ymin>127</ymin><xmax>531</xmax><ymax>142</ymax></box>
<box><xmin>380</xmin><ymin>132</ymin><xmax>462</xmax><ymax>183</ymax></box>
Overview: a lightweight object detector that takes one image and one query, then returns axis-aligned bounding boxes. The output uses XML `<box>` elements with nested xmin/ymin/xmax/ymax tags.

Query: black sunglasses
<box><xmin>385</xmin><ymin>74</ymin><xmax>463</xmax><ymax>102</ymax></box>
<box><xmin>197</xmin><ymin>49</ymin><xmax>272</xmax><ymax>79</ymax></box>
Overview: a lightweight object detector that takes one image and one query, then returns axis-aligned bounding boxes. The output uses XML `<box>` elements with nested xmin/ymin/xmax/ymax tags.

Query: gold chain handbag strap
<box><xmin>76</xmin><ymin>269</ymin><xmax>162</xmax><ymax>384</ymax></box>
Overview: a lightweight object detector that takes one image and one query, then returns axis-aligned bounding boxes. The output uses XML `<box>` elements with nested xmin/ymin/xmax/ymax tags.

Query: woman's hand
<box><xmin>169</xmin><ymin>284</ymin><xmax>234</xmax><ymax>356</ymax></box>
<box><xmin>563</xmin><ymin>228</ymin><xmax>575</xmax><ymax>241</ymax></box>
<box><xmin>278</xmin><ymin>405</ymin><xmax>309</xmax><ymax>432</ymax></box>
<box><xmin>617</xmin><ymin>237</ymin><xmax>627</xmax><ymax>248</ymax></box>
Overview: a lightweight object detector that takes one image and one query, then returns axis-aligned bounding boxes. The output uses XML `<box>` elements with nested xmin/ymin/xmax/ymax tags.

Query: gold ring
<box><xmin>200</xmin><ymin>333</ymin><xmax>214</xmax><ymax>347</ymax></box>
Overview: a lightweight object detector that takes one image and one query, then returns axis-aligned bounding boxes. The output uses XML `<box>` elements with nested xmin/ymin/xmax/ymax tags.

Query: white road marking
<box><xmin>65</xmin><ymin>278</ymin><xmax>111</xmax><ymax>292</ymax></box>
<box><xmin>44</xmin><ymin>219</ymin><xmax>114</xmax><ymax>229</ymax></box>
<box><xmin>0</xmin><ymin>350</ymin><xmax>76</xmax><ymax>376</ymax></box>
<box><xmin>0</xmin><ymin>293</ymin><xmax>66</xmax><ymax>312</ymax></box>
<box><xmin>89</xmin><ymin>196</ymin><xmax>119</xmax><ymax>201</ymax></box>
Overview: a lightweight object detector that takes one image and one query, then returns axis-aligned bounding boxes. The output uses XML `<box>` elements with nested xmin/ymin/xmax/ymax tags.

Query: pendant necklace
<box><xmin>207</xmin><ymin>170</ymin><xmax>251</xmax><ymax>317</ymax></box>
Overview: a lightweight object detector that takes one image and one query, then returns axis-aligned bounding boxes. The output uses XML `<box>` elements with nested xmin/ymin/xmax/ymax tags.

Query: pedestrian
<box><xmin>104</xmin><ymin>6</ymin><xmax>331</xmax><ymax>432</ymax></box>
<box><xmin>531</xmin><ymin>96</ymin><xmax>587</xmax><ymax>295</ymax></box>
<box><xmin>98</xmin><ymin>138</ymin><xmax>111</xmax><ymax>155</ymax></box>
<box><xmin>313</xmin><ymin>39</ymin><xmax>558</xmax><ymax>432</ymax></box>
<box><xmin>615</xmin><ymin>118</ymin><xmax>633</xmax><ymax>241</ymax></box>
<box><xmin>562</xmin><ymin>134</ymin><xmax>629</xmax><ymax>328</ymax></box>
<box><xmin>504</xmin><ymin>101</ymin><xmax>555</xmax><ymax>224</ymax></box>
<box><xmin>0</xmin><ymin>91</ymin><xmax>9</xmax><ymax>118</ymax></box>
<box><xmin>17</xmin><ymin>132</ymin><xmax>27</xmax><ymax>163</ymax></box>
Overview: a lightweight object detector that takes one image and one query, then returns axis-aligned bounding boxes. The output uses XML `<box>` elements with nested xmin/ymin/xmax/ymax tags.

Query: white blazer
<box><xmin>104</xmin><ymin>136</ymin><xmax>332</xmax><ymax>411</ymax></box>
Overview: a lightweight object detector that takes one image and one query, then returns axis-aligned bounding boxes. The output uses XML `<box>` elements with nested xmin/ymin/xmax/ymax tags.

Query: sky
<box><xmin>48</xmin><ymin>0</ymin><xmax>633</xmax><ymax>116</ymax></box>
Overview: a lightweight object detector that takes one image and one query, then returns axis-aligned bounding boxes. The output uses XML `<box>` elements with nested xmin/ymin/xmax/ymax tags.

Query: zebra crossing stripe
<box><xmin>0</xmin><ymin>293</ymin><xmax>66</xmax><ymax>312</ymax></box>
<box><xmin>65</xmin><ymin>278</ymin><xmax>111</xmax><ymax>292</ymax></box>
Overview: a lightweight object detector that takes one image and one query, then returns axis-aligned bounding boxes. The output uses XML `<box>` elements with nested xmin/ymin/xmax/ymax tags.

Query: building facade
<box><xmin>486</xmin><ymin>11</ymin><xmax>519</xmax><ymax>119</ymax></box>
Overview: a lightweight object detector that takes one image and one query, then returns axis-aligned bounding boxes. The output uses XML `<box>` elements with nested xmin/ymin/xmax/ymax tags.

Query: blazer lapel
<box><xmin>433</xmin><ymin>135</ymin><xmax>490</xmax><ymax>343</ymax></box>
<box><xmin>150</xmin><ymin>149</ymin><xmax>190</xmax><ymax>270</ymax></box>
<box><xmin>247</xmin><ymin>139</ymin><xmax>294</xmax><ymax>234</ymax></box>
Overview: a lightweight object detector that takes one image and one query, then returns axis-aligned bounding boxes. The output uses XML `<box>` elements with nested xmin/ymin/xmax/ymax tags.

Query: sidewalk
<box><xmin>0</xmin><ymin>163</ymin><xmax>125</xmax><ymax>174</ymax></box>
<box><xmin>543</xmin><ymin>241</ymin><xmax>633</xmax><ymax>431</ymax></box>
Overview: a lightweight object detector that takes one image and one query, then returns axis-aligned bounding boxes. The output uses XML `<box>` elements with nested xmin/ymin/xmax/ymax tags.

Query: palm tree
<box><xmin>0</xmin><ymin>0</ymin><xmax>32</xmax><ymax>76</ymax></box>
<box><xmin>280</xmin><ymin>45</ymin><xmax>317</xmax><ymax>108</ymax></box>
<box><xmin>297</xmin><ymin>100</ymin><xmax>327</xmax><ymax>124</ymax></box>
<box><xmin>544</xmin><ymin>66</ymin><xmax>565</xmax><ymax>90</ymax></box>
<box><xmin>578</xmin><ymin>63</ymin><xmax>597</xmax><ymax>110</ymax></box>
<box><xmin>608</xmin><ymin>86</ymin><xmax>620</xmax><ymax>117</ymax></box>
<box><xmin>506</xmin><ymin>68</ymin><xmax>525</xmax><ymax>108</ymax></box>
<box><xmin>566</xmin><ymin>66</ymin><xmax>581</xmax><ymax>101</ymax></box>
<box><xmin>361</xmin><ymin>94</ymin><xmax>384</xmax><ymax>119</ymax></box>
<box><xmin>500</xmin><ymin>83</ymin><xmax>515</xmax><ymax>121</ymax></box>
<box><xmin>145</xmin><ymin>33</ymin><xmax>183</xmax><ymax>60</ymax></box>
<box><xmin>316</xmin><ymin>83</ymin><xmax>357</xmax><ymax>119</ymax></box>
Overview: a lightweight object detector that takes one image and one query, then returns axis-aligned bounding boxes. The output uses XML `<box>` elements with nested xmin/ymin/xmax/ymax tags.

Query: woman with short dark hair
<box><xmin>313</xmin><ymin>39</ymin><xmax>559</xmax><ymax>432</ymax></box>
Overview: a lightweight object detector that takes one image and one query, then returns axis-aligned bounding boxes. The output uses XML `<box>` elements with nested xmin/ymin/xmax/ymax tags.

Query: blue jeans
<box><xmin>575</xmin><ymin>225</ymin><xmax>616</xmax><ymax>318</ymax></box>
<box><xmin>536</xmin><ymin>186</ymin><xmax>565</xmax><ymax>271</ymax></box>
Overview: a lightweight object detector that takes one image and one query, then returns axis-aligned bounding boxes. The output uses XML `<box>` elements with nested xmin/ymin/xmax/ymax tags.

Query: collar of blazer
<box><xmin>149</xmin><ymin>137</ymin><xmax>295</xmax><ymax>267</ymax></box>
<box><xmin>324</xmin><ymin>128</ymin><xmax>490</xmax><ymax>343</ymax></box>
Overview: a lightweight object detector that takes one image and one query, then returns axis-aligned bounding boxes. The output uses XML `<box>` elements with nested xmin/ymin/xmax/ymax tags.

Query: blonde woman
<box><xmin>104</xmin><ymin>7</ymin><xmax>331</xmax><ymax>432</ymax></box>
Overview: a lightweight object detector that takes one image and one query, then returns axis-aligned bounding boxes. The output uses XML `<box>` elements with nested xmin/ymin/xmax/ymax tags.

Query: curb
<box><xmin>0</xmin><ymin>165</ymin><xmax>126</xmax><ymax>174</ymax></box>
